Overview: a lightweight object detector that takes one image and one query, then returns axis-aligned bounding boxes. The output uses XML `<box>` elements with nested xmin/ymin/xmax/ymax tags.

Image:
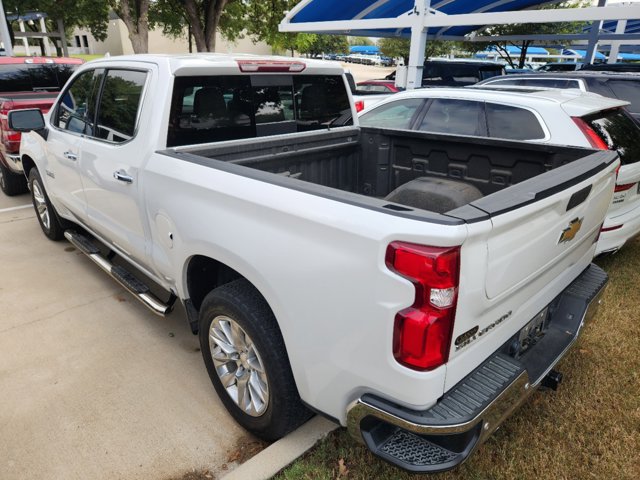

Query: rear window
<box><xmin>584</xmin><ymin>108</ymin><xmax>640</xmax><ymax>165</ymax></box>
<box><xmin>605</xmin><ymin>80</ymin><xmax>640</xmax><ymax>113</ymax></box>
<box><xmin>423</xmin><ymin>63</ymin><xmax>503</xmax><ymax>87</ymax></box>
<box><xmin>168</xmin><ymin>74</ymin><xmax>352</xmax><ymax>147</ymax></box>
<box><xmin>0</xmin><ymin>64</ymin><xmax>77</xmax><ymax>92</ymax></box>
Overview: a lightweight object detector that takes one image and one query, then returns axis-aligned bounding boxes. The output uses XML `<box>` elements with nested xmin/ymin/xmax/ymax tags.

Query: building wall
<box><xmin>71</xmin><ymin>18</ymin><xmax>272</xmax><ymax>57</ymax></box>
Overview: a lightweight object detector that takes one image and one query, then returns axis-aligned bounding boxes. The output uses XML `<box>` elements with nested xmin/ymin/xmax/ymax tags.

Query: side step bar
<box><xmin>64</xmin><ymin>230</ymin><xmax>173</xmax><ymax>316</ymax></box>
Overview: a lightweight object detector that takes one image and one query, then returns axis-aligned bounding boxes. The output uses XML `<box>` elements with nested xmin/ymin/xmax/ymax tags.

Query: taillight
<box><xmin>236</xmin><ymin>60</ymin><xmax>306</xmax><ymax>73</ymax></box>
<box><xmin>572</xmin><ymin>117</ymin><xmax>609</xmax><ymax>150</ymax></box>
<box><xmin>385</xmin><ymin>242</ymin><xmax>460</xmax><ymax>371</ymax></box>
<box><xmin>614</xmin><ymin>182</ymin><xmax>636</xmax><ymax>192</ymax></box>
<box><xmin>354</xmin><ymin>100</ymin><xmax>365</xmax><ymax>112</ymax></box>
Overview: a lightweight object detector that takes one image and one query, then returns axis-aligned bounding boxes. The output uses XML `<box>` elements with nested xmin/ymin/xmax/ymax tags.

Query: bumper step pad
<box><xmin>348</xmin><ymin>263</ymin><xmax>608</xmax><ymax>473</ymax></box>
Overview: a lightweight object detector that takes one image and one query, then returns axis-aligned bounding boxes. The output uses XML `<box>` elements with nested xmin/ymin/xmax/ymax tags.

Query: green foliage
<box><xmin>4</xmin><ymin>0</ymin><xmax>110</xmax><ymax>42</ymax></box>
<box><xmin>379</xmin><ymin>37</ymin><xmax>457</xmax><ymax>64</ymax></box>
<box><xmin>296</xmin><ymin>35</ymin><xmax>349</xmax><ymax>56</ymax></box>
<box><xmin>348</xmin><ymin>36</ymin><xmax>373</xmax><ymax>46</ymax></box>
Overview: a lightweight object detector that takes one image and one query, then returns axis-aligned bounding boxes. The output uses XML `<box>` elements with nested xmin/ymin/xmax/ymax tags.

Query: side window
<box><xmin>95</xmin><ymin>70</ymin><xmax>147</xmax><ymax>143</ymax></box>
<box><xmin>486</xmin><ymin>103</ymin><xmax>545</xmax><ymax>140</ymax></box>
<box><xmin>420</xmin><ymin>99</ymin><xmax>484</xmax><ymax>136</ymax></box>
<box><xmin>359</xmin><ymin>98</ymin><xmax>424</xmax><ymax>130</ymax></box>
<box><xmin>55</xmin><ymin>69</ymin><xmax>103</xmax><ymax>135</ymax></box>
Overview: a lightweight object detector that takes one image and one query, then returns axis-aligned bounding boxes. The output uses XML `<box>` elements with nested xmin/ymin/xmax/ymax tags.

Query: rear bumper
<box><xmin>597</xmin><ymin>203</ymin><xmax>640</xmax><ymax>254</ymax></box>
<box><xmin>346</xmin><ymin>264</ymin><xmax>607</xmax><ymax>473</ymax></box>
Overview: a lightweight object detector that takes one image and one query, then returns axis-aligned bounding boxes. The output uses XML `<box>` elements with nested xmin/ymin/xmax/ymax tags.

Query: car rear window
<box><xmin>605</xmin><ymin>80</ymin><xmax>640</xmax><ymax>113</ymax></box>
<box><xmin>168</xmin><ymin>74</ymin><xmax>352</xmax><ymax>147</ymax></box>
<box><xmin>584</xmin><ymin>108</ymin><xmax>640</xmax><ymax>165</ymax></box>
<box><xmin>0</xmin><ymin>64</ymin><xmax>77</xmax><ymax>92</ymax></box>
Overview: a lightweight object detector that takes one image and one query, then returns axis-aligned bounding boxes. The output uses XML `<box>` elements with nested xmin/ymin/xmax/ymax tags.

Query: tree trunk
<box><xmin>183</xmin><ymin>0</ymin><xmax>229</xmax><ymax>52</ymax></box>
<box><xmin>115</xmin><ymin>0</ymin><xmax>150</xmax><ymax>54</ymax></box>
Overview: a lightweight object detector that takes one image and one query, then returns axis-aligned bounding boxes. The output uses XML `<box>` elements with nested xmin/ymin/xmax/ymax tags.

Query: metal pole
<box><xmin>607</xmin><ymin>19</ymin><xmax>627</xmax><ymax>63</ymax></box>
<box><xmin>406</xmin><ymin>0</ymin><xmax>431</xmax><ymax>90</ymax></box>
<box><xmin>0</xmin><ymin>0</ymin><xmax>12</xmax><ymax>56</ymax></box>
<box><xmin>57</xmin><ymin>19</ymin><xmax>68</xmax><ymax>57</ymax></box>
<box><xmin>584</xmin><ymin>0</ymin><xmax>608</xmax><ymax>65</ymax></box>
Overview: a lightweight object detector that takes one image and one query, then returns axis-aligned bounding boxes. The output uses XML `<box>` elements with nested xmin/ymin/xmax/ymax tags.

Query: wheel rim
<box><xmin>32</xmin><ymin>178</ymin><xmax>51</xmax><ymax>231</ymax></box>
<box><xmin>209</xmin><ymin>315</ymin><xmax>269</xmax><ymax>417</ymax></box>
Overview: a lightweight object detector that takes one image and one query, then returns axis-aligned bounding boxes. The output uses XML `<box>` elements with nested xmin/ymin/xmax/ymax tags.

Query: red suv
<box><xmin>0</xmin><ymin>56</ymin><xmax>82</xmax><ymax>196</ymax></box>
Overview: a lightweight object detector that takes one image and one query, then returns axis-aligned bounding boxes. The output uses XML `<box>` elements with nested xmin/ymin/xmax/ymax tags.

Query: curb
<box><xmin>221</xmin><ymin>416</ymin><xmax>339</xmax><ymax>480</ymax></box>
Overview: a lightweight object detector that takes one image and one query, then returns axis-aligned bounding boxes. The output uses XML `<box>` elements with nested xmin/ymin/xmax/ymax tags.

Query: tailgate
<box><xmin>472</xmin><ymin>150</ymin><xmax>617</xmax><ymax>299</ymax></box>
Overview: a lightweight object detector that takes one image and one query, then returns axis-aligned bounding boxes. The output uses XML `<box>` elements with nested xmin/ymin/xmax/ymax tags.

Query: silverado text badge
<box><xmin>558</xmin><ymin>217</ymin><xmax>583</xmax><ymax>244</ymax></box>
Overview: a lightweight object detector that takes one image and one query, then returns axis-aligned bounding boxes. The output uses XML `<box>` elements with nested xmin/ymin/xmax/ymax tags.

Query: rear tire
<box><xmin>29</xmin><ymin>168</ymin><xmax>67</xmax><ymax>241</ymax></box>
<box><xmin>0</xmin><ymin>162</ymin><xmax>28</xmax><ymax>196</ymax></box>
<box><xmin>199</xmin><ymin>279</ymin><xmax>312</xmax><ymax>441</ymax></box>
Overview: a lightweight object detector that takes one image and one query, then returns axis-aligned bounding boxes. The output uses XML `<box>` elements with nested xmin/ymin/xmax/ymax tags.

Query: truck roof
<box><xmin>82</xmin><ymin>53</ymin><xmax>346</xmax><ymax>76</ymax></box>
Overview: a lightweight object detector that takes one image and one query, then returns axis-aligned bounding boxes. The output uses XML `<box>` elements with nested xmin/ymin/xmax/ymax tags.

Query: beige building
<box><xmin>70</xmin><ymin>12</ymin><xmax>273</xmax><ymax>56</ymax></box>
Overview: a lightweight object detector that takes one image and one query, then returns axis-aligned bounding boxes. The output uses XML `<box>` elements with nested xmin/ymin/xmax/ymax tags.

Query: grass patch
<box><xmin>277</xmin><ymin>237</ymin><xmax>640</xmax><ymax>480</ymax></box>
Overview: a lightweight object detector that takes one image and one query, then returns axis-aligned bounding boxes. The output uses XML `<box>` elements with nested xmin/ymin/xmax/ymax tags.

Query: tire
<box><xmin>28</xmin><ymin>168</ymin><xmax>67</xmax><ymax>241</ymax></box>
<box><xmin>0</xmin><ymin>162</ymin><xmax>28</xmax><ymax>196</ymax></box>
<box><xmin>199</xmin><ymin>279</ymin><xmax>312</xmax><ymax>441</ymax></box>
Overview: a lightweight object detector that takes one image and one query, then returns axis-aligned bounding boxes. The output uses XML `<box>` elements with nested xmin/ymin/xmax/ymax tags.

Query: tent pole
<box><xmin>607</xmin><ymin>19</ymin><xmax>627</xmax><ymax>63</ymax></box>
<box><xmin>407</xmin><ymin>0</ymin><xmax>431</xmax><ymax>90</ymax></box>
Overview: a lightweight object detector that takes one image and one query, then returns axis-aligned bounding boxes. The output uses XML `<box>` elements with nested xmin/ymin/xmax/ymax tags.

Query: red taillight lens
<box><xmin>354</xmin><ymin>100</ymin><xmax>365</xmax><ymax>112</ymax></box>
<box><xmin>386</xmin><ymin>242</ymin><xmax>460</xmax><ymax>371</ymax></box>
<box><xmin>572</xmin><ymin>117</ymin><xmax>609</xmax><ymax>150</ymax></box>
<box><xmin>614</xmin><ymin>182</ymin><xmax>636</xmax><ymax>192</ymax></box>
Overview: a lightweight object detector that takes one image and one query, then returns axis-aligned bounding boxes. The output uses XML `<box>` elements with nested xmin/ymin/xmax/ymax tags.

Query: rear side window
<box><xmin>359</xmin><ymin>98</ymin><xmax>424</xmax><ymax>130</ymax></box>
<box><xmin>420</xmin><ymin>99</ymin><xmax>484</xmax><ymax>136</ymax></box>
<box><xmin>584</xmin><ymin>108</ymin><xmax>640</xmax><ymax>165</ymax></box>
<box><xmin>605</xmin><ymin>80</ymin><xmax>640</xmax><ymax>113</ymax></box>
<box><xmin>486</xmin><ymin>103</ymin><xmax>545</xmax><ymax>140</ymax></box>
<box><xmin>95</xmin><ymin>70</ymin><xmax>148</xmax><ymax>143</ymax></box>
<box><xmin>0</xmin><ymin>64</ymin><xmax>78</xmax><ymax>92</ymax></box>
<box><xmin>168</xmin><ymin>74</ymin><xmax>352</xmax><ymax>147</ymax></box>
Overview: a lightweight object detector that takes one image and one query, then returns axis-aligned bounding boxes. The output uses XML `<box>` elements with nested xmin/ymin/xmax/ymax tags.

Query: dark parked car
<box><xmin>386</xmin><ymin>60</ymin><xmax>505</xmax><ymax>87</ymax></box>
<box><xmin>475</xmin><ymin>71</ymin><xmax>640</xmax><ymax>119</ymax></box>
<box><xmin>581</xmin><ymin>62</ymin><xmax>640</xmax><ymax>72</ymax></box>
<box><xmin>536</xmin><ymin>62</ymin><xmax>582</xmax><ymax>72</ymax></box>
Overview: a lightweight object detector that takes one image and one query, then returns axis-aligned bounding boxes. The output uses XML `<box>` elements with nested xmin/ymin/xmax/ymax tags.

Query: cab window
<box><xmin>55</xmin><ymin>69</ymin><xmax>103</xmax><ymax>135</ymax></box>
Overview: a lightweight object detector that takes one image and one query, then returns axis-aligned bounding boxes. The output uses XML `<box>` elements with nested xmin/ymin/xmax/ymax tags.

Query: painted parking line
<box><xmin>0</xmin><ymin>204</ymin><xmax>32</xmax><ymax>214</ymax></box>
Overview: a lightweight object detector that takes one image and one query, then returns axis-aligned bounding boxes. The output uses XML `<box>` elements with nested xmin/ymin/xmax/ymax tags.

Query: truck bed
<box><xmin>168</xmin><ymin>126</ymin><xmax>598</xmax><ymax>217</ymax></box>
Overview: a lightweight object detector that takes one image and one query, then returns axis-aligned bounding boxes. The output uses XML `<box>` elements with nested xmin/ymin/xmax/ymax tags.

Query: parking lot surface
<box><xmin>0</xmin><ymin>193</ymin><xmax>246</xmax><ymax>480</ymax></box>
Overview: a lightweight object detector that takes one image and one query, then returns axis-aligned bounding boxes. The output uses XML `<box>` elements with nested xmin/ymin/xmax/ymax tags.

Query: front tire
<box><xmin>199</xmin><ymin>279</ymin><xmax>312</xmax><ymax>441</ymax></box>
<box><xmin>29</xmin><ymin>168</ymin><xmax>66</xmax><ymax>241</ymax></box>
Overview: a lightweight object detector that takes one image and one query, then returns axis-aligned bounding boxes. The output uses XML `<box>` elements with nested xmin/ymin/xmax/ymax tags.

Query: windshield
<box><xmin>584</xmin><ymin>108</ymin><xmax>640</xmax><ymax>165</ymax></box>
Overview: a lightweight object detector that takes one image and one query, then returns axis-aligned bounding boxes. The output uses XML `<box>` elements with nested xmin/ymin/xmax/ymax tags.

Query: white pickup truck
<box><xmin>12</xmin><ymin>54</ymin><xmax>615</xmax><ymax>473</ymax></box>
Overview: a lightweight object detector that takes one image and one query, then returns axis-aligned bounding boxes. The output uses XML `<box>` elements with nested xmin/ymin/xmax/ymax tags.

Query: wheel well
<box><xmin>21</xmin><ymin>155</ymin><xmax>36</xmax><ymax>177</ymax></box>
<box><xmin>186</xmin><ymin>255</ymin><xmax>243</xmax><ymax>311</ymax></box>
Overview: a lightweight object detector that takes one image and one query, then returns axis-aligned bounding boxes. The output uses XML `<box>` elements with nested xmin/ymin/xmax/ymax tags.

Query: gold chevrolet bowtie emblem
<box><xmin>559</xmin><ymin>217</ymin><xmax>584</xmax><ymax>244</ymax></box>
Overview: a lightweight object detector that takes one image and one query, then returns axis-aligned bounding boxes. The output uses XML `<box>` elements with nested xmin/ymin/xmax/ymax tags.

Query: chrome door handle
<box><xmin>113</xmin><ymin>170</ymin><xmax>133</xmax><ymax>184</ymax></box>
<box><xmin>63</xmin><ymin>151</ymin><xmax>77</xmax><ymax>161</ymax></box>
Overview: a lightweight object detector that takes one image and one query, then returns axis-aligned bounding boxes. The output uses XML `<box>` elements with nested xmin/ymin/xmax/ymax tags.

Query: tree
<box><xmin>348</xmin><ymin>36</ymin><xmax>373</xmax><ymax>46</ymax></box>
<box><xmin>4</xmin><ymin>0</ymin><xmax>110</xmax><ymax>55</ymax></box>
<box><xmin>296</xmin><ymin>34</ymin><xmax>349</xmax><ymax>57</ymax></box>
<box><xmin>109</xmin><ymin>0</ymin><xmax>150</xmax><ymax>53</ymax></box>
<box><xmin>379</xmin><ymin>37</ymin><xmax>457</xmax><ymax>64</ymax></box>
<box><xmin>472</xmin><ymin>1</ymin><xmax>590</xmax><ymax>68</ymax></box>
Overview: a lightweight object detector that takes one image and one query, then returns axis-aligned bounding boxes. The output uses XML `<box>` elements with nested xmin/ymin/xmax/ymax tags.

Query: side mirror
<box><xmin>8</xmin><ymin>108</ymin><xmax>46</xmax><ymax>132</ymax></box>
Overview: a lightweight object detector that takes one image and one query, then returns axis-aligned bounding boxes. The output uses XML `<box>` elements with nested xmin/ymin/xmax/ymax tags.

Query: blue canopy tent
<box><xmin>350</xmin><ymin>45</ymin><xmax>381</xmax><ymax>55</ymax></box>
<box><xmin>280</xmin><ymin>1</ymin><xmax>640</xmax><ymax>89</ymax></box>
<box><xmin>563</xmin><ymin>49</ymin><xmax>607</xmax><ymax>60</ymax></box>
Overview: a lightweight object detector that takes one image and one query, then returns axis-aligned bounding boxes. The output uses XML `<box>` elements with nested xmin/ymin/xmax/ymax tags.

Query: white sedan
<box><xmin>359</xmin><ymin>87</ymin><xmax>640</xmax><ymax>255</ymax></box>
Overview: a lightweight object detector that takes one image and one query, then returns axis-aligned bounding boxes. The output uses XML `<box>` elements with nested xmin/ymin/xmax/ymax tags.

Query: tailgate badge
<box><xmin>559</xmin><ymin>217</ymin><xmax>583</xmax><ymax>244</ymax></box>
